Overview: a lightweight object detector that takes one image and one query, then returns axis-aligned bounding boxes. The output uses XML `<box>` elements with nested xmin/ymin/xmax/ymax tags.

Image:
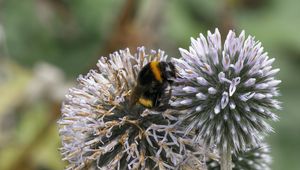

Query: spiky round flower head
<box><xmin>58</xmin><ymin>47</ymin><xmax>197</xmax><ymax>170</ymax></box>
<box><xmin>206</xmin><ymin>143</ymin><xmax>272</xmax><ymax>170</ymax></box>
<box><xmin>171</xmin><ymin>29</ymin><xmax>281</xmax><ymax>152</ymax></box>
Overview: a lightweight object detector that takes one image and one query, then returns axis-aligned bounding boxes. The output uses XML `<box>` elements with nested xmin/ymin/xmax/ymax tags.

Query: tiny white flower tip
<box><xmin>240</xmin><ymin>30</ymin><xmax>245</xmax><ymax>37</ymax></box>
<box><xmin>210</xmin><ymin>49</ymin><xmax>219</xmax><ymax>65</ymax></box>
<box><xmin>196</xmin><ymin>77</ymin><xmax>209</xmax><ymax>86</ymax></box>
<box><xmin>191</xmin><ymin>37</ymin><xmax>197</xmax><ymax>46</ymax></box>
<box><xmin>201</xmin><ymin>63</ymin><xmax>214</xmax><ymax>75</ymax></box>
<box><xmin>257</xmin><ymin>107</ymin><xmax>264</xmax><ymax>113</ymax></box>
<box><xmin>208</xmin><ymin>87</ymin><xmax>217</xmax><ymax>94</ymax></box>
<box><xmin>273</xmin><ymin>104</ymin><xmax>282</xmax><ymax>110</ymax></box>
<box><xmin>268</xmin><ymin>80</ymin><xmax>282</xmax><ymax>87</ymax></box>
<box><xmin>179</xmin><ymin>48</ymin><xmax>191</xmax><ymax>59</ymax></box>
<box><xmin>216</xmin><ymin>124</ymin><xmax>222</xmax><ymax>132</ymax></box>
<box><xmin>196</xmin><ymin>106</ymin><xmax>203</xmax><ymax>112</ymax></box>
<box><xmin>244</xmin><ymin>78</ymin><xmax>256</xmax><ymax>87</ymax></box>
<box><xmin>214</xmin><ymin>104</ymin><xmax>221</xmax><ymax>114</ymax></box>
<box><xmin>271</xmin><ymin>115</ymin><xmax>279</xmax><ymax>121</ymax></box>
<box><xmin>150</xmin><ymin>49</ymin><xmax>157</xmax><ymax>55</ymax></box>
<box><xmin>222</xmin><ymin>53</ymin><xmax>230</xmax><ymax>71</ymax></box>
<box><xmin>265</xmin><ymin>93</ymin><xmax>273</xmax><ymax>98</ymax></box>
<box><xmin>234</xmin><ymin>114</ymin><xmax>240</xmax><ymax>122</ymax></box>
<box><xmin>264</xmin><ymin>58</ymin><xmax>275</xmax><ymax>67</ymax></box>
<box><xmin>207</xmin><ymin>30</ymin><xmax>212</xmax><ymax>36</ymax></box>
<box><xmin>255</xmin><ymin>83</ymin><xmax>268</xmax><ymax>90</ymax></box>
<box><xmin>254</xmin><ymin>93</ymin><xmax>266</xmax><ymax>100</ymax></box>
<box><xmin>233</xmin><ymin>77</ymin><xmax>241</xmax><ymax>84</ymax></box>
<box><xmin>221</xmin><ymin>92</ymin><xmax>229</xmax><ymax>109</ymax></box>
<box><xmin>231</xmin><ymin>128</ymin><xmax>236</xmax><ymax>135</ymax></box>
<box><xmin>196</xmin><ymin>92</ymin><xmax>207</xmax><ymax>100</ymax></box>
<box><xmin>224</xmin><ymin>114</ymin><xmax>228</xmax><ymax>120</ymax></box>
<box><xmin>229</xmin><ymin>83</ymin><xmax>237</xmax><ymax>97</ymax></box>
<box><xmin>218</xmin><ymin>72</ymin><xmax>225</xmax><ymax>83</ymax></box>
<box><xmin>262</xmin><ymin>66</ymin><xmax>272</xmax><ymax>74</ymax></box>
<box><xmin>239</xmin><ymin>92</ymin><xmax>255</xmax><ymax>102</ymax></box>
<box><xmin>266</xmin><ymin>68</ymin><xmax>280</xmax><ymax>76</ymax></box>
<box><xmin>227</xmin><ymin>30</ymin><xmax>234</xmax><ymax>39</ymax></box>
<box><xmin>216</xmin><ymin>135</ymin><xmax>221</xmax><ymax>143</ymax></box>
<box><xmin>183</xmin><ymin>86</ymin><xmax>197</xmax><ymax>93</ymax></box>
<box><xmin>234</xmin><ymin>59</ymin><xmax>244</xmax><ymax>74</ymax></box>
<box><xmin>170</xmin><ymin>101</ymin><xmax>180</xmax><ymax>107</ymax></box>
<box><xmin>245</xmin><ymin>105</ymin><xmax>250</xmax><ymax>112</ymax></box>
<box><xmin>250</xmin><ymin>115</ymin><xmax>257</xmax><ymax>122</ymax></box>
<box><xmin>242</xmin><ymin>126</ymin><xmax>248</xmax><ymax>132</ymax></box>
<box><xmin>180</xmin><ymin>99</ymin><xmax>193</xmax><ymax>105</ymax></box>
<box><xmin>214</xmin><ymin>29</ymin><xmax>222</xmax><ymax>49</ymax></box>
<box><xmin>248</xmin><ymin>160</ymin><xmax>254</xmax><ymax>165</ymax></box>
<box><xmin>229</xmin><ymin>101</ymin><xmax>236</xmax><ymax>109</ymax></box>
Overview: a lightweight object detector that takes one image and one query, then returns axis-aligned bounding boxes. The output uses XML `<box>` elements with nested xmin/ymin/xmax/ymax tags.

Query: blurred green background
<box><xmin>0</xmin><ymin>0</ymin><xmax>299</xmax><ymax>169</ymax></box>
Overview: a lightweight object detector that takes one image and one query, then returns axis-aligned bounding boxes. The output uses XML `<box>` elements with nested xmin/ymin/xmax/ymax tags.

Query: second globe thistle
<box><xmin>171</xmin><ymin>29</ymin><xmax>281</xmax><ymax>152</ymax></box>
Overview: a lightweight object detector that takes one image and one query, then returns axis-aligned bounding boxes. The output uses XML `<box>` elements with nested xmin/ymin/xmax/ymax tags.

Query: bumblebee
<box><xmin>130</xmin><ymin>61</ymin><xmax>176</xmax><ymax>110</ymax></box>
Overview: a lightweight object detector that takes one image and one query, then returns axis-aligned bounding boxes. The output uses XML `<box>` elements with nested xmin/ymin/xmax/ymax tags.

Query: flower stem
<box><xmin>220</xmin><ymin>145</ymin><xmax>232</xmax><ymax>170</ymax></box>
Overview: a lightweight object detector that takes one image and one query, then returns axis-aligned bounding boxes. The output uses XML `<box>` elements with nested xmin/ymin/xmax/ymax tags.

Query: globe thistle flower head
<box><xmin>206</xmin><ymin>143</ymin><xmax>272</xmax><ymax>170</ymax></box>
<box><xmin>58</xmin><ymin>47</ymin><xmax>194</xmax><ymax>170</ymax></box>
<box><xmin>171</xmin><ymin>29</ymin><xmax>281</xmax><ymax>152</ymax></box>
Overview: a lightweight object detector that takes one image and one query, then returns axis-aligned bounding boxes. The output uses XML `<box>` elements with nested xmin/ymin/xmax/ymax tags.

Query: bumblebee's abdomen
<box><xmin>138</xmin><ymin>90</ymin><xmax>161</xmax><ymax>108</ymax></box>
<box><xmin>138</xmin><ymin>97</ymin><xmax>153</xmax><ymax>108</ymax></box>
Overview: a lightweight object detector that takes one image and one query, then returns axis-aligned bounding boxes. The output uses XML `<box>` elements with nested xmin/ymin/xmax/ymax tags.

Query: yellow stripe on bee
<box><xmin>150</xmin><ymin>61</ymin><xmax>162</xmax><ymax>83</ymax></box>
<box><xmin>138</xmin><ymin>98</ymin><xmax>153</xmax><ymax>108</ymax></box>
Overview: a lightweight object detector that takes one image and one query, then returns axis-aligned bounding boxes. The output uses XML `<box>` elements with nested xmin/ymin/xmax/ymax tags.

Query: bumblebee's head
<box><xmin>160</xmin><ymin>62</ymin><xmax>176</xmax><ymax>82</ymax></box>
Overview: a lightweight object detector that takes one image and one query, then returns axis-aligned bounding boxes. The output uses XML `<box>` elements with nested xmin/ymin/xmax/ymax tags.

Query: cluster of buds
<box><xmin>171</xmin><ymin>29</ymin><xmax>281</xmax><ymax>153</ymax></box>
<box><xmin>58</xmin><ymin>29</ymin><xmax>281</xmax><ymax>170</ymax></box>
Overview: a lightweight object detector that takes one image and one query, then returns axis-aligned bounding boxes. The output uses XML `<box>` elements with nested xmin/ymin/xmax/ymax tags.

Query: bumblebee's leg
<box><xmin>154</xmin><ymin>85</ymin><xmax>172</xmax><ymax>111</ymax></box>
<box><xmin>152</xmin><ymin>93</ymin><xmax>160</xmax><ymax>108</ymax></box>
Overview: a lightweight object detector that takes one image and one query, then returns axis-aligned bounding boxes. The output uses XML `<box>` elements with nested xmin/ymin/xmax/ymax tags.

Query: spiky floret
<box><xmin>171</xmin><ymin>29</ymin><xmax>281</xmax><ymax>152</ymax></box>
<box><xmin>206</xmin><ymin>143</ymin><xmax>272</xmax><ymax>170</ymax></box>
<box><xmin>58</xmin><ymin>47</ymin><xmax>197</xmax><ymax>170</ymax></box>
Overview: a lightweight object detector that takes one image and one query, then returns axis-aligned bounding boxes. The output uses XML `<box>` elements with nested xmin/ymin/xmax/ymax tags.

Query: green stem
<box><xmin>220</xmin><ymin>145</ymin><xmax>232</xmax><ymax>170</ymax></box>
